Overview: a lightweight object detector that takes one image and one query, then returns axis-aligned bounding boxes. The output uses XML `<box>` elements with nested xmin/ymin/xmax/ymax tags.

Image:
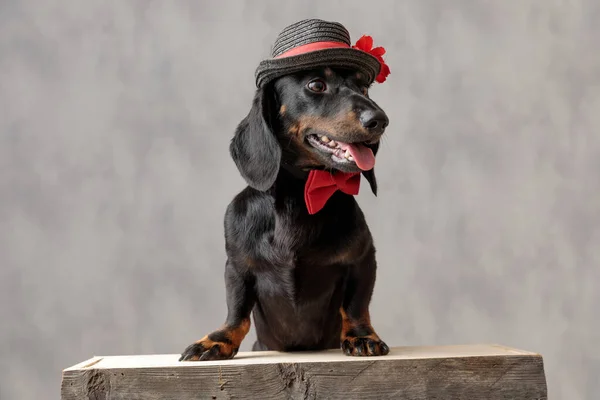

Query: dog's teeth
<box><xmin>348</xmin><ymin>156</ymin><xmax>354</xmax><ymax>161</ymax></box>
<box><xmin>344</xmin><ymin>150</ymin><xmax>351</xmax><ymax>159</ymax></box>
<box><xmin>328</xmin><ymin>141</ymin><xmax>337</xmax><ymax>148</ymax></box>
<box><xmin>321</xmin><ymin>135</ymin><xmax>330</xmax><ymax>143</ymax></box>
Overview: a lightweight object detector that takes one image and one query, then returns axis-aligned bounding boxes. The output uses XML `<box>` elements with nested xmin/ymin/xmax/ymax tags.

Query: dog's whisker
<box><xmin>380</xmin><ymin>133</ymin><xmax>392</xmax><ymax>151</ymax></box>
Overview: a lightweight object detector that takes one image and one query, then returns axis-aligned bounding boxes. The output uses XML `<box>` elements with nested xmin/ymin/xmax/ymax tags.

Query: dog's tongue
<box><xmin>337</xmin><ymin>142</ymin><xmax>375</xmax><ymax>171</ymax></box>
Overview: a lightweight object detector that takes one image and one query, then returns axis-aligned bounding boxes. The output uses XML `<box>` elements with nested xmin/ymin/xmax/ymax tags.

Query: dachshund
<box><xmin>179</xmin><ymin>66</ymin><xmax>390</xmax><ymax>361</ymax></box>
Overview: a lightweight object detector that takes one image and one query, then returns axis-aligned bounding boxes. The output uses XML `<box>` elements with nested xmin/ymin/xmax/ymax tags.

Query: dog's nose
<box><xmin>360</xmin><ymin>109</ymin><xmax>389</xmax><ymax>135</ymax></box>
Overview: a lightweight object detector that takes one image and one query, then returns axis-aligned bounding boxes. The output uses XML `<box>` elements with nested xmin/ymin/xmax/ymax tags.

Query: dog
<box><xmin>180</xmin><ymin>19</ymin><xmax>391</xmax><ymax>362</ymax></box>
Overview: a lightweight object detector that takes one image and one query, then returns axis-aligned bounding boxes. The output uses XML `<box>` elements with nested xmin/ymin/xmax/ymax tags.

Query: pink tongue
<box><xmin>337</xmin><ymin>142</ymin><xmax>375</xmax><ymax>171</ymax></box>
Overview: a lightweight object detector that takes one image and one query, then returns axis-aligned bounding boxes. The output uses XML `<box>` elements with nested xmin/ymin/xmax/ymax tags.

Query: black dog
<box><xmin>180</xmin><ymin>66</ymin><xmax>389</xmax><ymax>361</ymax></box>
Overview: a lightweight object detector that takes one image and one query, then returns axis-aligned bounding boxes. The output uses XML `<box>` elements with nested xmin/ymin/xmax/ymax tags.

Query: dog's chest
<box><xmin>250</xmin><ymin>194</ymin><xmax>369</xmax><ymax>303</ymax></box>
<box><xmin>258</xmin><ymin>214</ymin><xmax>353</xmax><ymax>303</ymax></box>
<box><xmin>271</xmin><ymin>204</ymin><xmax>368</xmax><ymax>268</ymax></box>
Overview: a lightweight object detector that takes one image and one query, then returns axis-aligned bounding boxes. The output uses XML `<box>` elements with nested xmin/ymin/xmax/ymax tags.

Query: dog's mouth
<box><xmin>306</xmin><ymin>134</ymin><xmax>376</xmax><ymax>171</ymax></box>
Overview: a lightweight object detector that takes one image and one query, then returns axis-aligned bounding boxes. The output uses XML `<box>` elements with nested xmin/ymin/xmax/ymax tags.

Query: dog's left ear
<box><xmin>230</xmin><ymin>84</ymin><xmax>281</xmax><ymax>191</ymax></box>
<box><xmin>362</xmin><ymin>142</ymin><xmax>379</xmax><ymax>196</ymax></box>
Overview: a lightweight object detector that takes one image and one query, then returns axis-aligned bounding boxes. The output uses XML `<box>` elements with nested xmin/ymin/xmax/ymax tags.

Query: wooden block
<box><xmin>61</xmin><ymin>344</ymin><xmax>547</xmax><ymax>400</ymax></box>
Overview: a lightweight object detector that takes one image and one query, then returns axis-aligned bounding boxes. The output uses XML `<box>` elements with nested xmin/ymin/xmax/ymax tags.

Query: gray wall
<box><xmin>1</xmin><ymin>1</ymin><xmax>598</xmax><ymax>399</ymax></box>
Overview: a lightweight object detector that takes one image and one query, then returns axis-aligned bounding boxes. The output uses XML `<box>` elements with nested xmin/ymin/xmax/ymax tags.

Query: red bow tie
<box><xmin>304</xmin><ymin>170</ymin><xmax>361</xmax><ymax>214</ymax></box>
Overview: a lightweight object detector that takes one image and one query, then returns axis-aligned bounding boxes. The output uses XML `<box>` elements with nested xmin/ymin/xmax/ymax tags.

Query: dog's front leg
<box><xmin>179</xmin><ymin>260</ymin><xmax>255</xmax><ymax>361</ymax></box>
<box><xmin>340</xmin><ymin>247</ymin><xmax>389</xmax><ymax>357</ymax></box>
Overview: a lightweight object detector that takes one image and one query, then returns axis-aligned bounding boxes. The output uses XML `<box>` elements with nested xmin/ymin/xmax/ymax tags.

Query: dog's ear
<box><xmin>362</xmin><ymin>142</ymin><xmax>379</xmax><ymax>196</ymax></box>
<box><xmin>230</xmin><ymin>85</ymin><xmax>281</xmax><ymax>191</ymax></box>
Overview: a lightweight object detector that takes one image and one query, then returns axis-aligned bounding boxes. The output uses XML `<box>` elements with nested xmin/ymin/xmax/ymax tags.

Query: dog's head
<box><xmin>230</xmin><ymin>67</ymin><xmax>388</xmax><ymax>195</ymax></box>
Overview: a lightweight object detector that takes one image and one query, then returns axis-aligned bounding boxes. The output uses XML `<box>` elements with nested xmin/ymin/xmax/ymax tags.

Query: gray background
<box><xmin>1</xmin><ymin>0</ymin><xmax>598</xmax><ymax>399</ymax></box>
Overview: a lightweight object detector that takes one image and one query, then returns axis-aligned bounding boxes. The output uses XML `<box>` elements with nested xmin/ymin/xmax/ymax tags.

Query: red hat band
<box><xmin>275</xmin><ymin>41</ymin><xmax>350</xmax><ymax>59</ymax></box>
<box><xmin>273</xmin><ymin>36</ymin><xmax>390</xmax><ymax>83</ymax></box>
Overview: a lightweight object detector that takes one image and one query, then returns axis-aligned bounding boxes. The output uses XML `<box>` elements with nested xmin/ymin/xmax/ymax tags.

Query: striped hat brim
<box><xmin>255</xmin><ymin>47</ymin><xmax>381</xmax><ymax>88</ymax></box>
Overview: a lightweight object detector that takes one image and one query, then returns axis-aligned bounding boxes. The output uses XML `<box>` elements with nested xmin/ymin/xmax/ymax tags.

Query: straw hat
<box><xmin>255</xmin><ymin>19</ymin><xmax>390</xmax><ymax>88</ymax></box>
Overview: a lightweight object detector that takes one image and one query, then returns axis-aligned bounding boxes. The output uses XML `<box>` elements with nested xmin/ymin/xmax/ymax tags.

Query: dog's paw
<box><xmin>341</xmin><ymin>336</ymin><xmax>390</xmax><ymax>357</ymax></box>
<box><xmin>179</xmin><ymin>336</ymin><xmax>238</xmax><ymax>362</ymax></box>
<box><xmin>180</xmin><ymin>319</ymin><xmax>250</xmax><ymax>362</ymax></box>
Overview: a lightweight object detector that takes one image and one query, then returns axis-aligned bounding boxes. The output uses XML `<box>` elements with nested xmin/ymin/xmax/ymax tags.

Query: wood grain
<box><xmin>61</xmin><ymin>344</ymin><xmax>547</xmax><ymax>400</ymax></box>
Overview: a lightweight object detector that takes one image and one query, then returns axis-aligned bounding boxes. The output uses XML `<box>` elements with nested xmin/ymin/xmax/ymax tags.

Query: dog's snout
<box><xmin>360</xmin><ymin>109</ymin><xmax>389</xmax><ymax>135</ymax></box>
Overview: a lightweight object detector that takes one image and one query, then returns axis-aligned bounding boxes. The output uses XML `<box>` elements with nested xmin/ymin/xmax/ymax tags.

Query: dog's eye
<box><xmin>307</xmin><ymin>79</ymin><xmax>327</xmax><ymax>93</ymax></box>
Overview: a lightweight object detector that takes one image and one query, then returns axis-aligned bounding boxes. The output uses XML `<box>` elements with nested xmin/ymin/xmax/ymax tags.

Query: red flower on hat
<box><xmin>352</xmin><ymin>35</ymin><xmax>391</xmax><ymax>83</ymax></box>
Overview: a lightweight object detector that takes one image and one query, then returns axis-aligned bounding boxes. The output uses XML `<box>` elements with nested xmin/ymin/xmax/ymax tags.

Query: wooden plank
<box><xmin>61</xmin><ymin>344</ymin><xmax>547</xmax><ymax>400</ymax></box>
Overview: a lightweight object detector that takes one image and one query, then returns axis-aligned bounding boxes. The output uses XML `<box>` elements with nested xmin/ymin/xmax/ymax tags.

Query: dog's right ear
<box><xmin>230</xmin><ymin>85</ymin><xmax>281</xmax><ymax>191</ymax></box>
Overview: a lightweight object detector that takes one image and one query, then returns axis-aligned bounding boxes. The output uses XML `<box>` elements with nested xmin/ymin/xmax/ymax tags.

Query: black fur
<box><xmin>229</xmin><ymin>85</ymin><xmax>282</xmax><ymax>191</ymax></box>
<box><xmin>180</xmin><ymin>67</ymin><xmax>390</xmax><ymax>361</ymax></box>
